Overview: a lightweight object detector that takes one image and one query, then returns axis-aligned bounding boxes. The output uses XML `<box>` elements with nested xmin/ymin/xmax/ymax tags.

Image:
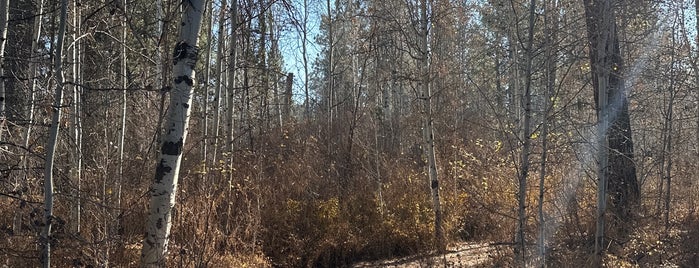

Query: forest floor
<box><xmin>352</xmin><ymin>242</ymin><xmax>500</xmax><ymax>268</ymax></box>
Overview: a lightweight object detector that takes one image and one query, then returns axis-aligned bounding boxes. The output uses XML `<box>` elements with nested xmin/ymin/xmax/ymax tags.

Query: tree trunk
<box><xmin>211</xmin><ymin>0</ymin><xmax>226</xmax><ymax>164</ymax></box>
<box><xmin>269</xmin><ymin>10</ymin><xmax>282</xmax><ymax>128</ymax></box>
<box><xmin>140</xmin><ymin>0</ymin><xmax>205</xmax><ymax>266</ymax></box>
<box><xmin>326</xmin><ymin>0</ymin><xmax>334</xmax><ymax>144</ymax></box>
<box><xmin>515</xmin><ymin>0</ymin><xmax>536</xmax><ymax>265</ymax></box>
<box><xmin>228</xmin><ymin>0</ymin><xmax>238</xmax><ymax>158</ymax></box>
<box><xmin>538</xmin><ymin>0</ymin><xmax>558</xmax><ymax>266</ymax></box>
<box><xmin>224</xmin><ymin>0</ymin><xmax>239</xmax><ymax>235</ymax></box>
<box><xmin>257</xmin><ymin>0</ymin><xmax>268</xmax><ymax>133</ymax></box>
<box><xmin>301</xmin><ymin>0</ymin><xmax>309</xmax><ymax>120</ymax></box>
<box><xmin>202</xmin><ymin>0</ymin><xmax>213</xmax><ymax>173</ymax></box>
<box><xmin>0</xmin><ymin>0</ymin><xmax>9</xmax><ymax>144</ymax></box>
<box><xmin>419</xmin><ymin>0</ymin><xmax>445</xmax><ymax>253</ymax></box>
<box><xmin>42</xmin><ymin>0</ymin><xmax>68</xmax><ymax>266</ymax></box>
<box><xmin>583</xmin><ymin>0</ymin><xmax>640</xmax><ymax>257</ymax></box>
<box><xmin>71</xmin><ymin>0</ymin><xmax>82</xmax><ymax>235</ymax></box>
<box><xmin>696</xmin><ymin>0</ymin><xmax>699</xmax><ymax>201</ymax></box>
<box><xmin>284</xmin><ymin>72</ymin><xmax>293</xmax><ymax>121</ymax></box>
<box><xmin>118</xmin><ymin>0</ymin><xmax>128</xmax><ymax>212</ymax></box>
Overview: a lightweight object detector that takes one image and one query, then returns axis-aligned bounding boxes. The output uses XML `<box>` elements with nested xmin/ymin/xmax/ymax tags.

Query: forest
<box><xmin>0</xmin><ymin>0</ymin><xmax>698</xmax><ymax>267</ymax></box>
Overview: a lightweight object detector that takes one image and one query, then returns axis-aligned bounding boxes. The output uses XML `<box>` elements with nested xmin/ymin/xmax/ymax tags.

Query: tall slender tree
<box><xmin>70</xmin><ymin>0</ymin><xmax>83</xmax><ymax>234</ymax></box>
<box><xmin>224</xmin><ymin>0</ymin><xmax>238</xmax><ymax>235</ymax></box>
<box><xmin>515</xmin><ymin>0</ymin><xmax>537</xmax><ymax>264</ymax></box>
<box><xmin>42</xmin><ymin>0</ymin><xmax>69</xmax><ymax>266</ymax></box>
<box><xmin>228</xmin><ymin>0</ymin><xmax>238</xmax><ymax>160</ymax></box>
<box><xmin>583</xmin><ymin>0</ymin><xmax>640</xmax><ymax>257</ymax></box>
<box><xmin>419</xmin><ymin>0</ymin><xmax>445</xmax><ymax>253</ymax></box>
<box><xmin>537</xmin><ymin>0</ymin><xmax>559</xmax><ymax>265</ymax></box>
<box><xmin>0</xmin><ymin>0</ymin><xmax>9</xmax><ymax>144</ymax></box>
<box><xmin>118</xmin><ymin>0</ymin><xmax>128</xmax><ymax>211</ymax></box>
<box><xmin>212</xmin><ymin>0</ymin><xmax>226</xmax><ymax>164</ymax></box>
<box><xmin>202</xmin><ymin>0</ymin><xmax>213</xmax><ymax>170</ymax></box>
<box><xmin>141</xmin><ymin>0</ymin><xmax>206</xmax><ymax>265</ymax></box>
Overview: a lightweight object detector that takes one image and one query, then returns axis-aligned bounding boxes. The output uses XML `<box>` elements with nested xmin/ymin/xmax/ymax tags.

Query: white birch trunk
<box><xmin>118</xmin><ymin>0</ymin><xmax>127</xmax><ymax>211</ymax></box>
<box><xmin>0</xmin><ymin>0</ymin><xmax>9</xmax><ymax>144</ymax></box>
<box><xmin>71</xmin><ymin>0</ymin><xmax>82</xmax><ymax>234</ymax></box>
<box><xmin>141</xmin><ymin>0</ymin><xmax>205</xmax><ymax>266</ymax></box>
<box><xmin>42</xmin><ymin>0</ymin><xmax>68</xmax><ymax>266</ymax></box>
<box><xmin>419</xmin><ymin>0</ymin><xmax>444</xmax><ymax>253</ymax></box>
<box><xmin>211</xmin><ymin>0</ymin><xmax>226</xmax><ymax>164</ymax></box>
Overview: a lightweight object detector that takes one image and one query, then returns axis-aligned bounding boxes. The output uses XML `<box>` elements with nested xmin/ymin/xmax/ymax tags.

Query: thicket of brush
<box><xmin>2</xmin><ymin>112</ymin><xmax>698</xmax><ymax>267</ymax></box>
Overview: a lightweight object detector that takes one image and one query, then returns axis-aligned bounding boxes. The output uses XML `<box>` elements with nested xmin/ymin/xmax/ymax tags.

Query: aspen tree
<box><xmin>212</xmin><ymin>0</ymin><xmax>226</xmax><ymax>164</ymax></box>
<box><xmin>141</xmin><ymin>0</ymin><xmax>205</xmax><ymax>265</ymax></box>
<box><xmin>71</xmin><ymin>0</ymin><xmax>83</xmax><ymax>234</ymax></box>
<box><xmin>118</xmin><ymin>0</ymin><xmax>127</xmax><ymax>211</ymax></box>
<box><xmin>0</xmin><ymin>0</ymin><xmax>8</xmax><ymax>143</ymax></box>
<box><xmin>419</xmin><ymin>0</ymin><xmax>445</xmax><ymax>253</ymax></box>
<box><xmin>42</xmin><ymin>0</ymin><xmax>68</xmax><ymax>266</ymax></box>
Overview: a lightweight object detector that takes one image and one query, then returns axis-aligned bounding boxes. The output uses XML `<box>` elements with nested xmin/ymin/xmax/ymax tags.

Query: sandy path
<box><xmin>352</xmin><ymin>242</ymin><xmax>496</xmax><ymax>268</ymax></box>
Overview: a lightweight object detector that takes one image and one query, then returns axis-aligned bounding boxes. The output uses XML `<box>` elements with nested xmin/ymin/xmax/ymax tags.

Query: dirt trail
<box><xmin>352</xmin><ymin>242</ymin><xmax>497</xmax><ymax>268</ymax></box>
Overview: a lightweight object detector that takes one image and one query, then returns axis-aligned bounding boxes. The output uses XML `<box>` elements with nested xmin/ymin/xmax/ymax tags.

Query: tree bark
<box><xmin>696</xmin><ymin>0</ymin><xmax>699</xmax><ymax>195</ymax></box>
<box><xmin>211</xmin><ymin>0</ymin><xmax>226</xmax><ymax>165</ymax></box>
<box><xmin>419</xmin><ymin>0</ymin><xmax>445</xmax><ymax>253</ymax></box>
<box><xmin>0</xmin><ymin>0</ymin><xmax>9</xmax><ymax>144</ymax></box>
<box><xmin>301</xmin><ymin>0</ymin><xmax>309</xmax><ymax>119</ymax></box>
<box><xmin>228</xmin><ymin>0</ymin><xmax>238</xmax><ymax>158</ymax></box>
<box><xmin>284</xmin><ymin>72</ymin><xmax>293</xmax><ymax>121</ymax></box>
<box><xmin>515</xmin><ymin>0</ymin><xmax>537</xmax><ymax>264</ymax></box>
<box><xmin>538</xmin><ymin>0</ymin><xmax>558</xmax><ymax>266</ymax></box>
<box><xmin>258</xmin><ymin>0</ymin><xmax>268</xmax><ymax>132</ymax></box>
<box><xmin>515</xmin><ymin>0</ymin><xmax>536</xmax><ymax>267</ymax></box>
<box><xmin>202</xmin><ymin>0</ymin><xmax>213</xmax><ymax>171</ymax></box>
<box><xmin>224</xmin><ymin>0</ymin><xmax>239</xmax><ymax>235</ymax></box>
<box><xmin>583</xmin><ymin>0</ymin><xmax>640</xmax><ymax>257</ymax></box>
<box><xmin>326</xmin><ymin>0</ymin><xmax>334</xmax><ymax>143</ymax></box>
<box><xmin>140</xmin><ymin>0</ymin><xmax>205</xmax><ymax>266</ymax></box>
<box><xmin>42</xmin><ymin>0</ymin><xmax>68</xmax><ymax>266</ymax></box>
<box><xmin>71</xmin><ymin>0</ymin><xmax>82</xmax><ymax>235</ymax></box>
<box><xmin>118</xmin><ymin>0</ymin><xmax>128</xmax><ymax>212</ymax></box>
